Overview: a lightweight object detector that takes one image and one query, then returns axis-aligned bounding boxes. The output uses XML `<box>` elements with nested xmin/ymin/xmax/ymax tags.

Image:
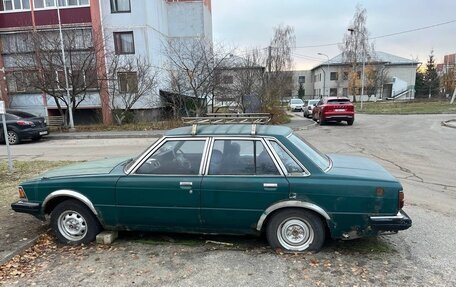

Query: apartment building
<box><xmin>0</xmin><ymin>0</ymin><xmax>212</xmax><ymax>124</ymax></box>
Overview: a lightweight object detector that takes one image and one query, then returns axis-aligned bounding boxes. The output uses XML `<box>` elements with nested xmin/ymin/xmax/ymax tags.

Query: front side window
<box><xmin>269</xmin><ymin>141</ymin><xmax>304</xmax><ymax>175</ymax></box>
<box><xmin>208</xmin><ymin>140</ymin><xmax>280</xmax><ymax>175</ymax></box>
<box><xmin>114</xmin><ymin>32</ymin><xmax>135</xmax><ymax>54</ymax></box>
<box><xmin>111</xmin><ymin>0</ymin><xmax>130</xmax><ymax>12</ymax></box>
<box><xmin>136</xmin><ymin>140</ymin><xmax>206</xmax><ymax>175</ymax></box>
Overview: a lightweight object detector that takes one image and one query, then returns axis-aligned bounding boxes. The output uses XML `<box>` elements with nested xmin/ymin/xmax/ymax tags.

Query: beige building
<box><xmin>293</xmin><ymin>51</ymin><xmax>419</xmax><ymax>101</ymax></box>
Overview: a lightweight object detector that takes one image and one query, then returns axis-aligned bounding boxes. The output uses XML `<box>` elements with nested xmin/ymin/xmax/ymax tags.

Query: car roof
<box><xmin>165</xmin><ymin>124</ymin><xmax>293</xmax><ymax>137</ymax></box>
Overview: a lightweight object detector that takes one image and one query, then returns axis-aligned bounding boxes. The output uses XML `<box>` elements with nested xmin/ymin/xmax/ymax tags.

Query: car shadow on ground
<box><xmin>116</xmin><ymin>231</ymin><xmax>394</xmax><ymax>255</ymax></box>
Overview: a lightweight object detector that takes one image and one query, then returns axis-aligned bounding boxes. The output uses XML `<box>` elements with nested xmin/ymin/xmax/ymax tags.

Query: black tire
<box><xmin>50</xmin><ymin>199</ymin><xmax>101</xmax><ymax>245</ymax></box>
<box><xmin>347</xmin><ymin>119</ymin><xmax>354</xmax><ymax>126</ymax></box>
<box><xmin>7</xmin><ymin>130</ymin><xmax>20</xmax><ymax>145</ymax></box>
<box><xmin>319</xmin><ymin>117</ymin><xmax>325</xmax><ymax>126</ymax></box>
<box><xmin>266</xmin><ymin>209</ymin><xmax>325</xmax><ymax>252</ymax></box>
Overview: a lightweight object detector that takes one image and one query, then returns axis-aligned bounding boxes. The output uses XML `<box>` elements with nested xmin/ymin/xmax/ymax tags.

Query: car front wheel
<box><xmin>51</xmin><ymin>199</ymin><xmax>101</xmax><ymax>245</ymax></box>
<box><xmin>266</xmin><ymin>209</ymin><xmax>325</xmax><ymax>252</ymax></box>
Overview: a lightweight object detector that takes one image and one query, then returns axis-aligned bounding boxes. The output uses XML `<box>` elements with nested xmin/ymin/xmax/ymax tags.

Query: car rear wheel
<box><xmin>347</xmin><ymin>119</ymin><xmax>354</xmax><ymax>126</ymax></box>
<box><xmin>7</xmin><ymin>131</ymin><xmax>20</xmax><ymax>145</ymax></box>
<box><xmin>51</xmin><ymin>199</ymin><xmax>101</xmax><ymax>245</ymax></box>
<box><xmin>266</xmin><ymin>209</ymin><xmax>325</xmax><ymax>252</ymax></box>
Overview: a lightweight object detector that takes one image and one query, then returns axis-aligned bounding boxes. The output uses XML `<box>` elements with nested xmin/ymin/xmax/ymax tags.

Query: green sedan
<box><xmin>12</xmin><ymin>124</ymin><xmax>411</xmax><ymax>252</ymax></box>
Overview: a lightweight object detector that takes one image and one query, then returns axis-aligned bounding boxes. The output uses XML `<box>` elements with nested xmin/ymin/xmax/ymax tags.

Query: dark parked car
<box><xmin>0</xmin><ymin>110</ymin><xmax>49</xmax><ymax>145</ymax></box>
<box><xmin>312</xmin><ymin>97</ymin><xmax>355</xmax><ymax>125</ymax></box>
<box><xmin>12</xmin><ymin>122</ymin><xmax>411</xmax><ymax>252</ymax></box>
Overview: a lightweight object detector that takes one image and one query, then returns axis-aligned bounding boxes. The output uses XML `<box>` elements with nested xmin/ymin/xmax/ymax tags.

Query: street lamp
<box><xmin>348</xmin><ymin>28</ymin><xmax>365</xmax><ymax>110</ymax></box>
<box><xmin>318</xmin><ymin>53</ymin><xmax>330</xmax><ymax>97</ymax></box>
<box><xmin>57</xmin><ymin>2</ymin><xmax>75</xmax><ymax>130</ymax></box>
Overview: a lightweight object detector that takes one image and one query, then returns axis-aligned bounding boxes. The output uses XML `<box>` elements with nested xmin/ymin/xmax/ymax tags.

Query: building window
<box><xmin>114</xmin><ymin>32</ymin><xmax>135</xmax><ymax>54</ymax></box>
<box><xmin>298</xmin><ymin>76</ymin><xmax>305</xmax><ymax>83</ymax></box>
<box><xmin>319</xmin><ymin>74</ymin><xmax>322</xmax><ymax>81</ymax></box>
<box><xmin>110</xmin><ymin>0</ymin><xmax>130</xmax><ymax>12</ymax></box>
<box><xmin>32</xmin><ymin>0</ymin><xmax>88</xmax><ymax>9</ymax></box>
<box><xmin>1</xmin><ymin>0</ymin><xmax>30</xmax><ymax>11</ymax></box>
<box><xmin>342</xmin><ymin>72</ymin><xmax>349</xmax><ymax>80</ymax></box>
<box><xmin>118</xmin><ymin>72</ymin><xmax>138</xmax><ymax>93</ymax></box>
<box><xmin>342</xmin><ymin>88</ymin><xmax>348</xmax><ymax>97</ymax></box>
<box><xmin>330</xmin><ymin>72</ymin><xmax>338</xmax><ymax>81</ymax></box>
<box><xmin>330</xmin><ymin>88</ymin><xmax>337</xmax><ymax>97</ymax></box>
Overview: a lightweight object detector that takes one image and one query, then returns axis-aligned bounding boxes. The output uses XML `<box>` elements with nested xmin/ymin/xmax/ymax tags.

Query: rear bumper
<box><xmin>19</xmin><ymin>127</ymin><xmax>49</xmax><ymax>139</ymax></box>
<box><xmin>11</xmin><ymin>201</ymin><xmax>43</xmax><ymax>218</ymax></box>
<box><xmin>370</xmin><ymin>210</ymin><xmax>412</xmax><ymax>231</ymax></box>
<box><xmin>323</xmin><ymin>112</ymin><xmax>355</xmax><ymax>121</ymax></box>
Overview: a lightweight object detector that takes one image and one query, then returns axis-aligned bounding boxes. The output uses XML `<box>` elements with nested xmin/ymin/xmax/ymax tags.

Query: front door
<box><xmin>116</xmin><ymin>138</ymin><xmax>208</xmax><ymax>230</ymax></box>
<box><xmin>200</xmin><ymin>139</ymin><xmax>289</xmax><ymax>233</ymax></box>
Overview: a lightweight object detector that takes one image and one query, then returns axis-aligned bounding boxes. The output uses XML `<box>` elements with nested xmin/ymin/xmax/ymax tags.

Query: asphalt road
<box><xmin>1</xmin><ymin>113</ymin><xmax>456</xmax><ymax>286</ymax></box>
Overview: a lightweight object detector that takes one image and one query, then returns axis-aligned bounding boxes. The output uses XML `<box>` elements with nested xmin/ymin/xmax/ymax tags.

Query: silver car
<box><xmin>288</xmin><ymin>98</ymin><xmax>305</xmax><ymax>111</ymax></box>
<box><xmin>303</xmin><ymin>99</ymin><xmax>320</xmax><ymax>118</ymax></box>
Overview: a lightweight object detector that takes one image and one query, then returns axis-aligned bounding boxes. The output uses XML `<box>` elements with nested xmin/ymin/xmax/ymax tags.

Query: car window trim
<box><xmin>203</xmin><ymin>136</ymin><xmax>285</xmax><ymax>177</ymax></box>
<box><xmin>265</xmin><ymin>138</ymin><xmax>311</xmax><ymax>177</ymax></box>
<box><xmin>128</xmin><ymin>137</ymin><xmax>209</xmax><ymax>176</ymax></box>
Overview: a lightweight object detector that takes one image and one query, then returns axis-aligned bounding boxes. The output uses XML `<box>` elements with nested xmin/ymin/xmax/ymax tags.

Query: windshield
<box><xmin>327</xmin><ymin>98</ymin><xmax>351</xmax><ymax>103</ymax></box>
<box><xmin>288</xmin><ymin>134</ymin><xmax>330</xmax><ymax>171</ymax></box>
<box><xmin>291</xmin><ymin>99</ymin><xmax>303</xmax><ymax>104</ymax></box>
<box><xmin>308</xmin><ymin>100</ymin><xmax>319</xmax><ymax>105</ymax></box>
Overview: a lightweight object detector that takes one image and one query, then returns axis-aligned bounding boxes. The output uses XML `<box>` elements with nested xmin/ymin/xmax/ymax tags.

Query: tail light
<box><xmin>323</xmin><ymin>105</ymin><xmax>333</xmax><ymax>112</ymax></box>
<box><xmin>17</xmin><ymin>120</ymin><xmax>34</xmax><ymax>126</ymax></box>
<box><xmin>347</xmin><ymin>105</ymin><xmax>354</xmax><ymax>112</ymax></box>
<box><xmin>398</xmin><ymin>191</ymin><xmax>404</xmax><ymax>209</ymax></box>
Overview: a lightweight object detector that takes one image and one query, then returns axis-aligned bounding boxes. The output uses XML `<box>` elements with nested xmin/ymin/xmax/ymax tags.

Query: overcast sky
<box><xmin>212</xmin><ymin>0</ymin><xmax>456</xmax><ymax>70</ymax></box>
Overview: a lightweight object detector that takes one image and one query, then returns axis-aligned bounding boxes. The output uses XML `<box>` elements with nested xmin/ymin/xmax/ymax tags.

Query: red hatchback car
<box><xmin>312</xmin><ymin>97</ymin><xmax>355</xmax><ymax>126</ymax></box>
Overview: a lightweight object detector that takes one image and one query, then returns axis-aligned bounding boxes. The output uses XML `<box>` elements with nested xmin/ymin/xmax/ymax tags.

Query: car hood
<box><xmin>39</xmin><ymin>157</ymin><xmax>132</xmax><ymax>179</ymax></box>
<box><xmin>327</xmin><ymin>154</ymin><xmax>398</xmax><ymax>182</ymax></box>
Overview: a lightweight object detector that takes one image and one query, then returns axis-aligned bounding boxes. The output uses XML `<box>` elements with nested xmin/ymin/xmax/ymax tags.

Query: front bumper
<box><xmin>370</xmin><ymin>210</ymin><xmax>412</xmax><ymax>231</ymax></box>
<box><xmin>11</xmin><ymin>200</ymin><xmax>42</xmax><ymax>217</ymax></box>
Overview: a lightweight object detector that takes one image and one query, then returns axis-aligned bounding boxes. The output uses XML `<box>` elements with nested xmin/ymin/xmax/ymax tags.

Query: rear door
<box><xmin>200</xmin><ymin>138</ymin><xmax>289</xmax><ymax>233</ymax></box>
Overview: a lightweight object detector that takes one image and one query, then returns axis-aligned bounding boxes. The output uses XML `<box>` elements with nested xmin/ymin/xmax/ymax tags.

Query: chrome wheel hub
<box><xmin>57</xmin><ymin>210</ymin><xmax>87</xmax><ymax>241</ymax></box>
<box><xmin>277</xmin><ymin>218</ymin><xmax>314</xmax><ymax>251</ymax></box>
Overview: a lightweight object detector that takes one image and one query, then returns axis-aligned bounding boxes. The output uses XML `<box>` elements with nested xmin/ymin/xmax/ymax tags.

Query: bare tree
<box><xmin>106</xmin><ymin>55</ymin><xmax>159</xmax><ymax>125</ymax></box>
<box><xmin>264</xmin><ymin>24</ymin><xmax>295</xmax><ymax>109</ymax></box>
<box><xmin>216</xmin><ymin>49</ymin><xmax>265</xmax><ymax>112</ymax></box>
<box><xmin>163</xmin><ymin>38</ymin><xmax>232</xmax><ymax>116</ymax></box>
<box><xmin>8</xmin><ymin>28</ymin><xmax>101</xmax><ymax>126</ymax></box>
<box><xmin>365</xmin><ymin>64</ymin><xmax>389</xmax><ymax>100</ymax></box>
<box><xmin>339</xmin><ymin>5</ymin><xmax>375</xmax><ymax>101</ymax></box>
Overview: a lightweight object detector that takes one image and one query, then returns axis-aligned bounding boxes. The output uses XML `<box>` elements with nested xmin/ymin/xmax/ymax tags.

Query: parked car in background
<box><xmin>12</xmin><ymin>122</ymin><xmax>411</xmax><ymax>252</ymax></box>
<box><xmin>312</xmin><ymin>97</ymin><xmax>355</xmax><ymax>125</ymax></box>
<box><xmin>288</xmin><ymin>98</ymin><xmax>305</xmax><ymax>111</ymax></box>
<box><xmin>303</xmin><ymin>99</ymin><xmax>320</xmax><ymax>118</ymax></box>
<box><xmin>0</xmin><ymin>110</ymin><xmax>49</xmax><ymax>145</ymax></box>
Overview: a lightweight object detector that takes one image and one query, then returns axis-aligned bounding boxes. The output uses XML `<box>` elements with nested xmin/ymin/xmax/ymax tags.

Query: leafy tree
<box><xmin>415</xmin><ymin>69</ymin><xmax>427</xmax><ymax>97</ymax></box>
<box><xmin>424</xmin><ymin>51</ymin><xmax>439</xmax><ymax>98</ymax></box>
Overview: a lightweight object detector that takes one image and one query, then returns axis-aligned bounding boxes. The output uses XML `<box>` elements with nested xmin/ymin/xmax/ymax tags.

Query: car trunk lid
<box><xmin>327</xmin><ymin>154</ymin><xmax>397</xmax><ymax>182</ymax></box>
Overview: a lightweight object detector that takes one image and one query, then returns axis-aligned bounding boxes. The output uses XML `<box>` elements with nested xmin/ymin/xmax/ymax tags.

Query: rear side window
<box><xmin>208</xmin><ymin>140</ymin><xmax>280</xmax><ymax>175</ymax></box>
<box><xmin>269</xmin><ymin>141</ymin><xmax>305</xmax><ymax>175</ymax></box>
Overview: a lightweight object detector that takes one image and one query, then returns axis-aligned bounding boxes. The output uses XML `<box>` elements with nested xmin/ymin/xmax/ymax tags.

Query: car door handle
<box><xmin>263</xmin><ymin>183</ymin><xmax>278</xmax><ymax>188</ymax></box>
<box><xmin>180</xmin><ymin>182</ymin><xmax>192</xmax><ymax>187</ymax></box>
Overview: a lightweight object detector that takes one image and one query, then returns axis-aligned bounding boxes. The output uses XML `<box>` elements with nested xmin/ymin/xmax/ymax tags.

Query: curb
<box><xmin>441</xmin><ymin>119</ymin><xmax>456</xmax><ymax>129</ymax></box>
<box><xmin>0</xmin><ymin>234</ymin><xmax>42</xmax><ymax>266</ymax></box>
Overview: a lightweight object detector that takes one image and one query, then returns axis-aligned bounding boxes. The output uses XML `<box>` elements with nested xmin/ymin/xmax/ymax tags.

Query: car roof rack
<box><xmin>182</xmin><ymin>113</ymin><xmax>272</xmax><ymax>135</ymax></box>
